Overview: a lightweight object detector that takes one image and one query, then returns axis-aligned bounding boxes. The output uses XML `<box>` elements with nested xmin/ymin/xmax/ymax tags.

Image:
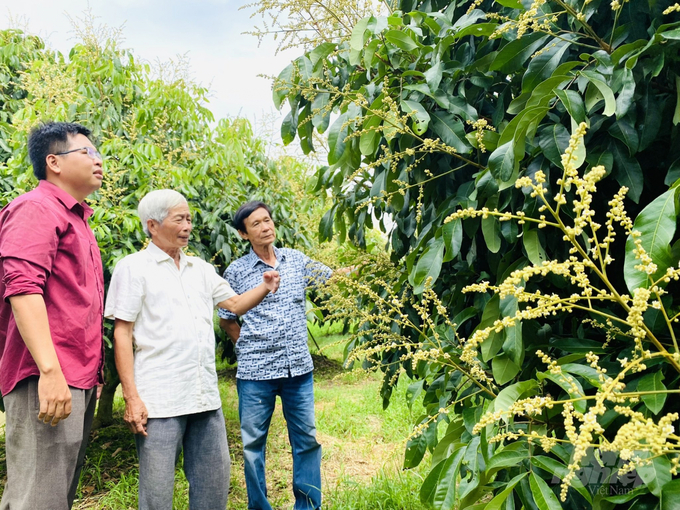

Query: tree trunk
<box><xmin>93</xmin><ymin>353</ymin><xmax>120</xmax><ymax>429</ymax></box>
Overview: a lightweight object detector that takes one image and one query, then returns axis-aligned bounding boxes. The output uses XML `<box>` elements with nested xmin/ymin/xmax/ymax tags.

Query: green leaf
<box><xmin>424</xmin><ymin>62</ymin><xmax>443</xmax><ymax>94</ymax></box>
<box><xmin>615</xmin><ymin>67</ymin><xmax>636</xmax><ymax>118</ymax></box>
<box><xmin>529</xmin><ymin>472</ymin><xmax>564</xmax><ymax>510</ymax></box>
<box><xmin>490</xmin><ymin>33</ymin><xmax>550</xmax><ymax>74</ymax></box>
<box><xmin>497</xmin><ymin>106</ymin><xmax>549</xmax><ymax>155</ymax></box>
<box><xmin>610</xmin><ymin>119</ymin><xmax>639</xmax><ymax>155</ymax></box>
<box><xmin>494</xmin><ymin>0</ymin><xmax>523</xmax><ymax>8</ymax></box>
<box><xmin>531</xmin><ymin>456</ymin><xmax>592</xmax><ymax>504</ymax></box>
<box><xmin>661</xmin><ymin>28</ymin><xmax>680</xmax><ymax>40</ymax></box>
<box><xmin>360</xmin><ymin>115</ymin><xmax>382</xmax><ymax>155</ymax></box>
<box><xmin>385</xmin><ymin>29</ymin><xmax>419</xmax><ymax>52</ymax></box>
<box><xmin>493</xmin><ymin>353</ymin><xmax>520</xmax><ymax>385</ymax></box>
<box><xmin>402</xmin><ymin>100</ymin><xmax>431</xmax><ymax>136</ymax></box>
<box><xmin>538</xmin><ymin>123</ymin><xmax>570</xmax><ymax>168</ymax></box>
<box><xmin>552</xmin><ymin>337</ymin><xmax>607</xmax><ymax>354</ymax></box>
<box><xmin>586</xmin><ymin>150</ymin><xmax>614</xmax><ymax>174</ymax></box>
<box><xmin>637</xmin><ymin>454</ymin><xmax>671</xmax><ymax>497</ymax></box>
<box><xmin>350</xmin><ymin>16</ymin><xmax>371</xmax><ymax>51</ymax></box>
<box><xmin>661</xmin><ymin>479</ymin><xmax>680</xmax><ymax>510</ymax></box>
<box><xmin>602</xmin><ymin>486</ymin><xmax>649</xmax><ymax>504</ymax></box>
<box><xmin>482</xmin><ymin>215</ymin><xmax>501</xmax><ymax>253</ymax></box>
<box><xmin>481</xmin><ymin>330</ymin><xmax>504</xmax><ymax>362</ymax></box>
<box><xmin>273</xmin><ymin>64</ymin><xmax>294</xmax><ymax>110</ymax></box>
<box><xmin>443</xmin><ymin>219</ymin><xmax>463</xmax><ymax>262</ymax></box>
<box><xmin>319</xmin><ymin>205</ymin><xmax>336</xmax><ymax>242</ymax></box>
<box><xmin>483</xmin><ymin>472</ymin><xmax>529</xmax><ymax>510</ymax></box>
<box><xmin>327</xmin><ymin>113</ymin><xmax>348</xmax><ymax>165</ymax></box>
<box><xmin>488</xmin><ymin>141</ymin><xmax>516</xmax><ymax>182</ymax></box>
<box><xmin>280</xmin><ymin>110</ymin><xmax>297</xmax><ymax>145</ymax></box>
<box><xmin>522</xmin><ymin>39</ymin><xmax>572</xmax><ymax>92</ymax></box>
<box><xmin>610</xmin><ymin>140</ymin><xmax>643</xmax><ymax>203</ymax></box>
<box><xmin>665</xmin><ymin>158</ymin><xmax>680</xmax><ymax>186</ymax></box>
<box><xmin>309</xmin><ymin>42</ymin><xmax>337</xmax><ymax>66</ymax></box>
<box><xmin>486</xmin><ymin>449</ymin><xmax>529</xmax><ymax>473</ymax></box>
<box><xmin>638</xmin><ymin>371</ymin><xmax>667</xmax><ymax>414</ymax></box>
<box><xmin>674</xmin><ymin>76</ymin><xmax>680</xmax><ymax>126</ymax></box>
<box><xmin>420</xmin><ymin>445</ymin><xmax>467</xmax><ymax>509</ymax></box>
<box><xmin>638</xmin><ymin>88</ymin><xmax>662</xmax><ymax>152</ymax></box>
<box><xmin>430</xmin><ymin>111</ymin><xmax>471</xmax><ymax>153</ymax></box>
<box><xmin>523</xmin><ymin>229</ymin><xmax>547</xmax><ymax>266</ymax></box>
<box><xmin>311</xmin><ymin>92</ymin><xmax>331</xmax><ymax>133</ymax></box>
<box><xmin>409</xmin><ymin>238</ymin><xmax>445</xmax><ymax>294</ymax></box>
<box><xmin>624</xmin><ymin>188</ymin><xmax>678</xmax><ymax>292</ymax></box>
<box><xmin>452</xmin><ymin>307</ymin><xmax>479</xmax><ymax>332</ymax></box>
<box><xmin>555</xmin><ymin>89</ymin><xmax>586</xmax><ymax>124</ymax></box>
<box><xmin>454</xmin><ymin>22</ymin><xmax>498</xmax><ymax>39</ymax></box>
<box><xmin>560</xmin><ymin>363</ymin><xmax>602</xmax><ymax>388</ymax></box>
<box><xmin>370</xmin><ymin>170</ymin><xmax>387</xmax><ymax>199</ymax></box>
<box><xmin>537</xmin><ymin>371</ymin><xmax>586</xmax><ymax>413</ymax></box>
<box><xmin>582</xmin><ymin>71</ymin><xmax>616</xmax><ymax>116</ymax></box>
<box><xmin>492</xmin><ymin>380</ymin><xmax>539</xmax><ymax>418</ymax></box>
<box><xmin>611</xmin><ymin>39</ymin><xmax>648</xmax><ymax>65</ymax></box>
<box><xmin>500</xmin><ymin>296</ymin><xmax>521</xmax><ymax>364</ymax></box>
<box><xmin>480</xmin><ymin>294</ymin><xmax>502</xmax><ymax>361</ymax></box>
<box><xmin>448</xmin><ymin>96</ymin><xmax>479</xmax><ymax>122</ymax></box>
<box><xmin>509</xmin><ymin>75</ymin><xmax>570</xmax><ymax>114</ymax></box>
<box><xmin>363</xmin><ymin>39</ymin><xmax>381</xmax><ymax>69</ymax></box>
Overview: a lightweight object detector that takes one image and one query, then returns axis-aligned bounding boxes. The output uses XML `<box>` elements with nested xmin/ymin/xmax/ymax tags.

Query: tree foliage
<box><xmin>274</xmin><ymin>0</ymin><xmax>680</xmax><ymax>507</ymax></box>
<box><xmin>0</xmin><ymin>24</ymin><xmax>314</xmax><ymax>422</ymax></box>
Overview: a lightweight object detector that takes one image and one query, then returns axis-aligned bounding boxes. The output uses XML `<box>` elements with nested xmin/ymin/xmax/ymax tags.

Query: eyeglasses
<box><xmin>53</xmin><ymin>146</ymin><xmax>103</xmax><ymax>161</ymax></box>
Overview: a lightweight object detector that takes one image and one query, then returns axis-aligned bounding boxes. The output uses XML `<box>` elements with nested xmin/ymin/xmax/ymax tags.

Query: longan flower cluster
<box><xmin>473</xmin><ymin>395</ymin><xmax>555</xmax><ymax>435</ymax></box>
<box><xmin>487</xmin><ymin>0</ymin><xmax>559</xmax><ymax>39</ymax></box>
<box><xmin>602</xmin><ymin>407</ymin><xmax>679</xmax><ymax>466</ymax></box>
<box><xmin>664</xmin><ymin>3</ymin><xmax>680</xmax><ymax>14</ymax></box>
<box><xmin>626</xmin><ymin>286</ymin><xmax>653</xmax><ymax>359</ymax></box>
<box><xmin>466</xmin><ymin>118</ymin><xmax>496</xmax><ymax>153</ymax></box>
<box><xmin>631</xmin><ymin>233</ymin><xmax>658</xmax><ymax>276</ymax></box>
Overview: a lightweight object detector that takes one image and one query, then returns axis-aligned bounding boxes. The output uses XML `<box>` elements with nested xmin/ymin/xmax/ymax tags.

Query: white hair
<box><xmin>138</xmin><ymin>189</ymin><xmax>188</xmax><ymax>237</ymax></box>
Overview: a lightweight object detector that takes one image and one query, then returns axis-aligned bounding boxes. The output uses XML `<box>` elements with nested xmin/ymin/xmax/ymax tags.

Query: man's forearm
<box><xmin>218</xmin><ymin>283</ymin><xmax>269</xmax><ymax>316</ymax></box>
<box><xmin>219</xmin><ymin>318</ymin><xmax>241</xmax><ymax>344</ymax></box>
<box><xmin>9</xmin><ymin>294</ymin><xmax>62</xmax><ymax>375</ymax></box>
<box><xmin>113</xmin><ymin>320</ymin><xmax>140</xmax><ymax>401</ymax></box>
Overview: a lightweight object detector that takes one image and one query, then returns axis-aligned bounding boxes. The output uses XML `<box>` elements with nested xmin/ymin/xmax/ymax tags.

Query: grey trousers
<box><xmin>0</xmin><ymin>377</ymin><xmax>96</xmax><ymax>510</ymax></box>
<box><xmin>135</xmin><ymin>408</ymin><xmax>231</xmax><ymax>510</ymax></box>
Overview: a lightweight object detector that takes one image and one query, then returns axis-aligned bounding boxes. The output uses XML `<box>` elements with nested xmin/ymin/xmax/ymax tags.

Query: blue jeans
<box><xmin>237</xmin><ymin>371</ymin><xmax>321</xmax><ymax>510</ymax></box>
<box><xmin>135</xmin><ymin>408</ymin><xmax>231</xmax><ymax>510</ymax></box>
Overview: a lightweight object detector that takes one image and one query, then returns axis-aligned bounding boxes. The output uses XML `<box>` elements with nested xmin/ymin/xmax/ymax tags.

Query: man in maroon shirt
<box><xmin>0</xmin><ymin>121</ymin><xmax>104</xmax><ymax>510</ymax></box>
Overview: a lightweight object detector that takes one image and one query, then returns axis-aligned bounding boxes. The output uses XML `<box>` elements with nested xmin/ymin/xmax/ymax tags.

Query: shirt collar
<box><xmin>146</xmin><ymin>240</ymin><xmax>192</xmax><ymax>267</ymax></box>
<box><xmin>247</xmin><ymin>245</ymin><xmax>284</xmax><ymax>269</ymax></box>
<box><xmin>38</xmin><ymin>180</ymin><xmax>93</xmax><ymax>220</ymax></box>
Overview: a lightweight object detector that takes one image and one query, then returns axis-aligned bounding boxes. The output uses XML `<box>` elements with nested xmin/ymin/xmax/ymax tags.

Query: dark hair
<box><xmin>233</xmin><ymin>201</ymin><xmax>272</xmax><ymax>233</ymax></box>
<box><xmin>28</xmin><ymin>122</ymin><xmax>92</xmax><ymax>180</ymax></box>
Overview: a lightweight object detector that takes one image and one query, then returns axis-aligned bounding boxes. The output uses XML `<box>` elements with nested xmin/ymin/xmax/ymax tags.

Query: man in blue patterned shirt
<box><xmin>218</xmin><ymin>201</ymin><xmax>332</xmax><ymax>510</ymax></box>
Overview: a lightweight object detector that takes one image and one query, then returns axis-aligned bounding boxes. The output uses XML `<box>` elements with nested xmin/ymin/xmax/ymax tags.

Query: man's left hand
<box><xmin>263</xmin><ymin>271</ymin><xmax>280</xmax><ymax>293</ymax></box>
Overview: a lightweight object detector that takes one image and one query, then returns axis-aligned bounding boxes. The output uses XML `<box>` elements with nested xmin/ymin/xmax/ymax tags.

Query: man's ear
<box><xmin>147</xmin><ymin>219</ymin><xmax>158</xmax><ymax>237</ymax></box>
<box><xmin>238</xmin><ymin>229</ymin><xmax>249</xmax><ymax>241</ymax></box>
<box><xmin>45</xmin><ymin>154</ymin><xmax>62</xmax><ymax>177</ymax></box>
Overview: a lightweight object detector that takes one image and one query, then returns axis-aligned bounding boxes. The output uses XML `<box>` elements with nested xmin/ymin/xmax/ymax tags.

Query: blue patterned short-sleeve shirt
<box><xmin>218</xmin><ymin>246</ymin><xmax>332</xmax><ymax>380</ymax></box>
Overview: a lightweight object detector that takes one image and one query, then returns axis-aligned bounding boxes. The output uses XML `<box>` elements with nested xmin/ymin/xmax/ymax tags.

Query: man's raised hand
<box><xmin>263</xmin><ymin>271</ymin><xmax>280</xmax><ymax>293</ymax></box>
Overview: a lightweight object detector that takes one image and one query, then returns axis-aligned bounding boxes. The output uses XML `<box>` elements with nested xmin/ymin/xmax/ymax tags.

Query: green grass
<box><xmin>325</xmin><ymin>468</ymin><xmax>428</xmax><ymax>510</ymax></box>
<box><xmin>0</xmin><ymin>332</ymin><xmax>430</xmax><ymax>509</ymax></box>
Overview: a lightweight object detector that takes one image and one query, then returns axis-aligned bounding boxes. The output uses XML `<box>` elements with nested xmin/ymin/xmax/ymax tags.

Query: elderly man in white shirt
<box><xmin>105</xmin><ymin>189</ymin><xmax>280</xmax><ymax>510</ymax></box>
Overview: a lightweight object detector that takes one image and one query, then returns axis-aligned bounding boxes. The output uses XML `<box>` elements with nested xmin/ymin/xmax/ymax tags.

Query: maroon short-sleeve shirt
<box><xmin>0</xmin><ymin>180</ymin><xmax>104</xmax><ymax>396</ymax></box>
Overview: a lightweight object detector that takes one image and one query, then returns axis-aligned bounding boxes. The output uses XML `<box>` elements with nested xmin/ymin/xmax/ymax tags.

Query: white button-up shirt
<box><xmin>104</xmin><ymin>242</ymin><xmax>236</xmax><ymax>418</ymax></box>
